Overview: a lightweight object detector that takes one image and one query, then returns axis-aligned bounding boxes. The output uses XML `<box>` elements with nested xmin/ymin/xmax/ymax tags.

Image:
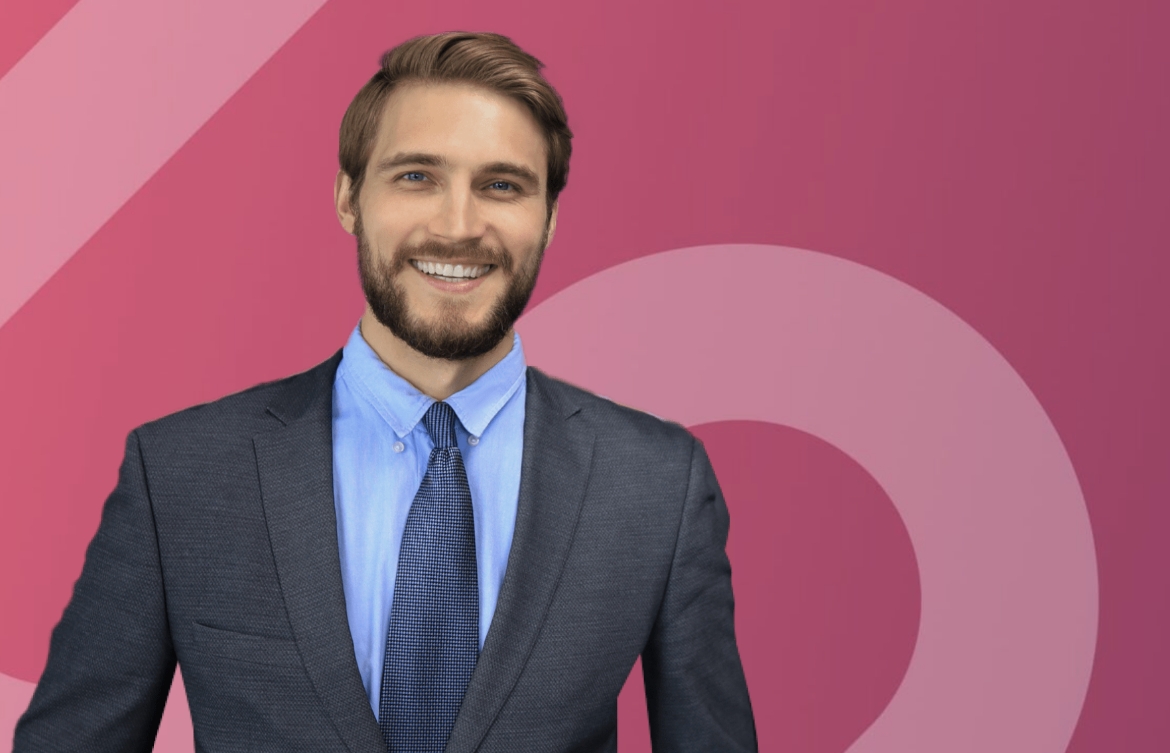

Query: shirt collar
<box><xmin>337</xmin><ymin>323</ymin><xmax>527</xmax><ymax>440</ymax></box>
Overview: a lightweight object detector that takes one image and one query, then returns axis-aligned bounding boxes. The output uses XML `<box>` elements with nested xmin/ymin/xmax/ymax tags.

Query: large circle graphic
<box><xmin>516</xmin><ymin>244</ymin><xmax>1097</xmax><ymax>752</ymax></box>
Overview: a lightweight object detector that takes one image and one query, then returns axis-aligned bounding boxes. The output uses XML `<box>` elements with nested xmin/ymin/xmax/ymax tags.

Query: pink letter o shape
<box><xmin>516</xmin><ymin>244</ymin><xmax>1097</xmax><ymax>753</ymax></box>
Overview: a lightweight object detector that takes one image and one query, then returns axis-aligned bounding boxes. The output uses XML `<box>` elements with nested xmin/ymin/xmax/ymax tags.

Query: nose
<box><xmin>428</xmin><ymin>181</ymin><xmax>485</xmax><ymax>243</ymax></box>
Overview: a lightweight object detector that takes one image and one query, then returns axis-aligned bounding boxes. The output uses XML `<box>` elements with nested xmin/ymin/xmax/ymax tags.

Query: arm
<box><xmin>642</xmin><ymin>436</ymin><xmax>758</xmax><ymax>752</ymax></box>
<box><xmin>14</xmin><ymin>430</ymin><xmax>176</xmax><ymax>752</ymax></box>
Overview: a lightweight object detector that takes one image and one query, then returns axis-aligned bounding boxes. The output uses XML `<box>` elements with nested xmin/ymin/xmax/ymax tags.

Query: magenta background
<box><xmin>1</xmin><ymin>1</ymin><xmax>1167</xmax><ymax>751</ymax></box>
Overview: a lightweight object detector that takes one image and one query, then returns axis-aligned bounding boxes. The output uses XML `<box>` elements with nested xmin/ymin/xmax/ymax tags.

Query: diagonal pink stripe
<box><xmin>0</xmin><ymin>0</ymin><xmax>331</xmax><ymax>329</ymax></box>
<box><xmin>0</xmin><ymin>673</ymin><xmax>34</xmax><ymax>753</ymax></box>
<box><xmin>1</xmin><ymin>669</ymin><xmax>194</xmax><ymax>753</ymax></box>
<box><xmin>0</xmin><ymin>0</ymin><xmax>82</xmax><ymax>80</ymax></box>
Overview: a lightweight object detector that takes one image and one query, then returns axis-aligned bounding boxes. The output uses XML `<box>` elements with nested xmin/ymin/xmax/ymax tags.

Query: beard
<box><xmin>355</xmin><ymin>213</ymin><xmax>546</xmax><ymax>361</ymax></box>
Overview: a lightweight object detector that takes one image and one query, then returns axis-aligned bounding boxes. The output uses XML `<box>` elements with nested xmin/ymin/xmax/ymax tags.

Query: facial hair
<box><xmin>355</xmin><ymin>213</ymin><xmax>546</xmax><ymax>361</ymax></box>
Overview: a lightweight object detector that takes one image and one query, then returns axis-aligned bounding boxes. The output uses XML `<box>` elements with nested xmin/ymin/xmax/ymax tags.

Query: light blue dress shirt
<box><xmin>331</xmin><ymin>324</ymin><xmax>526</xmax><ymax>720</ymax></box>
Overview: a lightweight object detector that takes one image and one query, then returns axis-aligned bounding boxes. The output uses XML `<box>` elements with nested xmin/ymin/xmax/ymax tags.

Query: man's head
<box><xmin>334</xmin><ymin>32</ymin><xmax>572</xmax><ymax>361</ymax></box>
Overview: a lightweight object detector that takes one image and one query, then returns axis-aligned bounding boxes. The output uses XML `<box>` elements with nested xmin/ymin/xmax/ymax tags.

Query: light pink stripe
<box><xmin>1</xmin><ymin>669</ymin><xmax>193</xmax><ymax>752</ymax></box>
<box><xmin>0</xmin><ymin>673</ymin><xmax>34</xmax><ymax>753</ymax></box>
<box><xmin>0</xmin><ymin>0</ymin><xmax>330</xmax><ymax>328</ymax></box>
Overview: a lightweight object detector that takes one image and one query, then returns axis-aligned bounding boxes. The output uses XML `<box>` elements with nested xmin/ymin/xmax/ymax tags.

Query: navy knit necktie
<box><xmin>380</xmin><ymin>401</ymin><xmax>479</xmax><ymax>753</ymax></box>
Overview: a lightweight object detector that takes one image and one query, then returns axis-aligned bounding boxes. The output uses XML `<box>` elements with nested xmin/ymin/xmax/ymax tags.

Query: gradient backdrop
<box><xmin>1</xmin><ymin>1</ymin><xmax>1167</xmax><ymax>751</ymax></box>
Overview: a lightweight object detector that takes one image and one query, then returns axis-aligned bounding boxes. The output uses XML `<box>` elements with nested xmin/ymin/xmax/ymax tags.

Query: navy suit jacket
<box><xmin>15</xmin><ymin>352</ymin><xmax>757</xmax><ymax>752</ymax></box>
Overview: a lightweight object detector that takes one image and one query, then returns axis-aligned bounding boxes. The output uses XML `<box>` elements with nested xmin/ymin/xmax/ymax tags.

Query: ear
<box><xmin>334</xmin><ymin>170</ymin><xmax>357</xmax><ymax>235</ymax></box>
<box><xmin>543</xmin><ymin>201</ymin><xmax>558</xmax><ymax>250</ymax></box>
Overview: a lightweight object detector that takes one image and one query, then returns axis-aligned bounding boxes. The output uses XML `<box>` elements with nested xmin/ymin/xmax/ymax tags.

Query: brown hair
<box><xmin>339</xmin><ymin>31</ymin><xmax>572</xmax><ymax>216</ymax></box>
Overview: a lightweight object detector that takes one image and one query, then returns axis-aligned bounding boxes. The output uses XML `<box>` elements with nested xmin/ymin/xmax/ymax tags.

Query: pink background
<box><xmin>1</xmin><ymin>1</ymin><xmax>1167</xmax><ymax>751</ymax></box>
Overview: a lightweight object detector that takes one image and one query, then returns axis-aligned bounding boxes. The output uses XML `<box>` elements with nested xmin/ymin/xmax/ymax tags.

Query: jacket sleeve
<box><xmin>14</xmin><ymin>430</ymin><xmax>176</xmax><ymax>752</ymax></box>
<box><xmin>641</xmin><ymin>435</ymin><xmax>758</xmax><ymax>752</ymax></box>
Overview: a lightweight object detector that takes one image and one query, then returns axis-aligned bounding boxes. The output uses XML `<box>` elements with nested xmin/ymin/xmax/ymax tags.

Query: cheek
<box><xmin>361</xmin><ymin>198</ymin><xmax>427</xmax><ymax>247</ymax></box>
<box><xmin>496</xmin><ymin>216</ymin><xmax>550</xmax><ymax>260</ymax></box>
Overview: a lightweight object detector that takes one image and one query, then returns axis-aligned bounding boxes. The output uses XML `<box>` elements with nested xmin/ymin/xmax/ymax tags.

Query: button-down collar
<box><xmin>336</xmin><ymin>324</ymin><xmax>527</xmax><ymax>441</ymax></box>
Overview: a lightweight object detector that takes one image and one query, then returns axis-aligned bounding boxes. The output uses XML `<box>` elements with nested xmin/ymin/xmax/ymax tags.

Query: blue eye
<box><xmin>402</xmin><ymin>172</ymin><xmax>426</xmax><ymax>182</ymax></box>
<box><xmin>490</xmin><ymin>181</ymin><xmax>513</xmax><ymax>191</ymax></box>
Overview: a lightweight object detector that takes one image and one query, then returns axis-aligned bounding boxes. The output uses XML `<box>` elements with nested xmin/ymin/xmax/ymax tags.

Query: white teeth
<box><xmin>412</xmin><ymin>260</ymin><xmax>492</xmax><ymax>280</ymax></box>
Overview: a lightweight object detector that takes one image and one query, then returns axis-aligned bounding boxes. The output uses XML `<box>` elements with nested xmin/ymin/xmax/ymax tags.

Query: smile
<box><xmin>410</xmin><ymin>259</ymin><xmax>494</xmax><ymax>283</ymax></box>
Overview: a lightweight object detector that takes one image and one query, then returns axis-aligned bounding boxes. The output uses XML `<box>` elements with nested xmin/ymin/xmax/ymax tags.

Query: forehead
<box><xmin>370</xmin><ymin>82</ymin><xmax>546</xmax><ymax>182</ymax></box>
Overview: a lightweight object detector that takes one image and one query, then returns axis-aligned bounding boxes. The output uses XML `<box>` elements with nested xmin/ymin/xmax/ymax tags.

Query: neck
<box><xmin>359</xmin><ymin>308</ymin><xmax>514</xmax><ymax>401</ymax></box>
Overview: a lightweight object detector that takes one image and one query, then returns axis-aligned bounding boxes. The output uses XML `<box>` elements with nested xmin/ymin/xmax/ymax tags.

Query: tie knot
<box><xmin>422</xmin><ymin>401</ymin><xmax>458</xmax><ymax>449</ymax></box>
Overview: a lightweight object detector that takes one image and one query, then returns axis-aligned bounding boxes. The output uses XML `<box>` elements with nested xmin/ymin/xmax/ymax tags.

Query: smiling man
<box><xmin>15</xmin><ymin>32</ymin><xmax>757</xmax><ymax>753</ymax></box>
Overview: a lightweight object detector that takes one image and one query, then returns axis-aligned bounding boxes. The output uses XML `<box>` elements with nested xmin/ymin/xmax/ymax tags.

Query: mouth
<box><xmin>410</xmin><ymin>259</ymin><xmax>495</xmax><ymax>283</ymax></box>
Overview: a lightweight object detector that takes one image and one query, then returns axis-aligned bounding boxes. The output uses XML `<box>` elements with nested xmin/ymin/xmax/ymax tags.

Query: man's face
<box><xmin>339</xmin><ymin>82</ymin><xmax>555</xmax><ymax>361</ymax></box>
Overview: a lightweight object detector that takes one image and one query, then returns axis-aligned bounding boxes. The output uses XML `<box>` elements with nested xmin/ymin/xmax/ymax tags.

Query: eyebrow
<box><xmin>374</xmin><ymin>152</ymin><xmax>541</xmax><ymax>187</ymax></box>
<box><xmin>479</xmin><ymin>161</ymin><xmax>541</xmax><ymax>187</ymax></box>
<box><xmin>375</xmin><ymin>152</ymin><xmax>450</xmax><ymax>173</ymax></box>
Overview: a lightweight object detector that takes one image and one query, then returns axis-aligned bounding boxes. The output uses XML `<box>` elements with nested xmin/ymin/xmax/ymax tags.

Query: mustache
<box><xmin>392</xmin><ymin>238</ymin><xmax>514</xmax><ymax>274</ymax></box>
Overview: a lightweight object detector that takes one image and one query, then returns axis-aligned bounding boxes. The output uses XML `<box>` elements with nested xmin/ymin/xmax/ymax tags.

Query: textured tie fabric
<box><xmin>380</xmin><ymin>401</ymin><xmax>480</xmax><ymax>753</ymax></box>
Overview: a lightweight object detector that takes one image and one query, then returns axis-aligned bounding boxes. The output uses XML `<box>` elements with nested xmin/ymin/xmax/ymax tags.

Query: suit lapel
<box><xmin>253</xmin><ymin>352</ymin><xmax>385</xmax><ymax>753</ymax></box>
<box><xmin>446</xmin><ymin>368</ymin><xmax>596</xmax><ymax>753</ymax></box>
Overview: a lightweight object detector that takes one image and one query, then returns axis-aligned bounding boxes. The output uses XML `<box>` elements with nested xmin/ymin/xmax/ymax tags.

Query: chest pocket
<box><xmin>190</xmin><ymin>621</ymin><xmax>304</xmax><ymax>668</ymax></box>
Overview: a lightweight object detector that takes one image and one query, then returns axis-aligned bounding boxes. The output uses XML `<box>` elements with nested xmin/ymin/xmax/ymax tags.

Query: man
<box><xmin>15</xmin><ymin>32</ymin><xmax>757</xmax><ymax>752</ymax></box>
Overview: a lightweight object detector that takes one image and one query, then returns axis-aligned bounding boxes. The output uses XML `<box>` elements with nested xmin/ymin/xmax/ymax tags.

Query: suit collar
<box><xmin>446</xmin><ymin>367</ymin><xmax>595</xmax><ymax>752</ymax></box>
<box><xmin>254</xmin><ymin>350</ymin><xmax>386</xmax><ymax>753</ymax></box>
<box><xmin>263</xmin><ymin>349</ymin><xmax>343</xmax><ymax>427</ymax></box>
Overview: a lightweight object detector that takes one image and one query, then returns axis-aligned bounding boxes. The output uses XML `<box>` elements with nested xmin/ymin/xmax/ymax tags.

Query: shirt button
<box><xmin>468</xmin><ymin>436</ymin><xmax>480</xmax><ymax>446</ymax></box>
<box><xmin>393</xmin><ymin>441</ymin><xmax>405</xmax><ymax>453</ymax></box>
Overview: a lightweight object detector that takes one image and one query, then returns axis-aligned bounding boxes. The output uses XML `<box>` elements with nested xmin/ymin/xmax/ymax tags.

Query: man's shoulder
<box><xmin>527</xmin><ymin>367</ymin><xmax>696</xmax><ymax>457</ymax></box>
<box><xmin>135</xmin><ymin>351</ymin><xmax>342</xmax><ymax>447</ymax></box>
